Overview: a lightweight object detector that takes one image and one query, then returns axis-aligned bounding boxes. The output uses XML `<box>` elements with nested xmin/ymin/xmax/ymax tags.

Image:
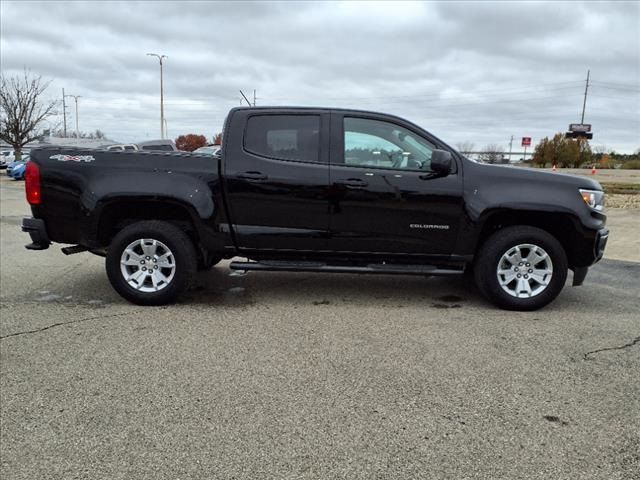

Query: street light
<box><xmin>147</xmin><ymin>53</ymin><xmax>167</xmax><ymax>139</ymax></box>
<box><xmin>64</xmin><ymin>94</ymin><xmax>82</xmax><ymax>139</ymax></box>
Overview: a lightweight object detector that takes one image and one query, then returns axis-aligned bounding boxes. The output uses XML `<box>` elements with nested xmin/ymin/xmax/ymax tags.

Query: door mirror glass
<box><xmin>430</xmin><ymin>149</ymin><xmax>452</xmax><ymax>176</ymax></box>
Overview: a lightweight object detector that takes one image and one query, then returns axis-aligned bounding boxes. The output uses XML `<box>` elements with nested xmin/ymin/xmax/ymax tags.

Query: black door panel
<box><xmin>328</xmin><ymin>113</ymin><xmax>464</xmax><ymax>255</ymax></box>
<box><xmin>223</xmin><ymin>111</ymin><xmax>330</xmax><ymax>251</ymax></box>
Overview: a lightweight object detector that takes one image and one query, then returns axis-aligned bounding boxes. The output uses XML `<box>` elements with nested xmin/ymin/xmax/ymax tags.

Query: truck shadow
<box><xmin>184</xmin><ymin>266</ymin><xmax>483</xmax><ymax>309</ymax></box>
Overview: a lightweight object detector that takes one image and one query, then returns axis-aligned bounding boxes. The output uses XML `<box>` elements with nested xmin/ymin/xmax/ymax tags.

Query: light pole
<box><xmin>64</xmin><ymin>94</ymin><xmax>81</xmax><ymax>138</ymax></box>
<box><xmin>147</xmin><ymin>53</ymin><xmax>167</xmax><ymax>139</ymax></box>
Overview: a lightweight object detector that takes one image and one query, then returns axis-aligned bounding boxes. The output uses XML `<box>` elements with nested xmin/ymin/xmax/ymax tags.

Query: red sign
<box><xmin>521</xmin><ymin>137</ymin><xmax>531</xmax><ymax>147</ymax></box>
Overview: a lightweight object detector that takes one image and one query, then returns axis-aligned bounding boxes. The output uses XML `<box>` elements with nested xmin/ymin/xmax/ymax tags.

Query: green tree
<box><xmin>532</xmin><ymin>133</ymin><xmax>592</xmax><ymax>168</ymax></box>
<box><xmin>532</xmin><ymin>137</ymin><xmax>548</xmax><ymax>167</ymax></box>
<box><xmin>576</xmin><ymin>139</ymin><xmax>592</xmax><ymax>168</ymax></box>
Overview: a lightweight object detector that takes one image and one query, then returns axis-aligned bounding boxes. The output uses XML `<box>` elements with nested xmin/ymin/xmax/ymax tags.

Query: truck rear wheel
<box><xmin>474</xmin><ymin>226</ymin><xmax>568</xmax><ymax>311</ymax></box>
<box><xmin>106</xmin><ymin>221</ymin><xmax>197</xmax><ymax>305</ymax></box>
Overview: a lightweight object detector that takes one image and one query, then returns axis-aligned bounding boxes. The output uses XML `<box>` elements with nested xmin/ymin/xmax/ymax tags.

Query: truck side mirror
<box><xmin>430</xmin><ymin>149</ymin><xmax>452</xmax><ymax>176</ymax></box>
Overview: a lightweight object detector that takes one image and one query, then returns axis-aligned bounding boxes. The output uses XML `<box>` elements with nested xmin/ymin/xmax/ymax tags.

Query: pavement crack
<box><xmin>583</xmin><ymin>336</ymin><xmax>640</xmax><ymax>360</ymax></box>
<box><xmin>0</xmin><ymin>311</ymin><xmax>136</xmax><ymax>340</ymax></box>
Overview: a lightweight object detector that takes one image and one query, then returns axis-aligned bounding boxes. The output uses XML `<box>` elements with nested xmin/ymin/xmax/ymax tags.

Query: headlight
<box><xmin>579</xmin><ymin>189</ymin><xmax>605</xmax><ymax>211</ymax></box>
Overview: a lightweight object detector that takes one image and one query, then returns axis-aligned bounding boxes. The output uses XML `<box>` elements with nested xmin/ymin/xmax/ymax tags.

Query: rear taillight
<box><xmin>25</xmin><ymin>162</ymin><xmax>41</xmax><ymax>205</ymax></box>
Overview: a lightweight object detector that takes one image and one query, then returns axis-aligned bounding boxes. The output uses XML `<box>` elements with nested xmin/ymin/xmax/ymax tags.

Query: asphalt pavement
<box><xmin>1</xmin><ymin>176</ymin><xmax>639</xmax><ymax>479</ymax></box>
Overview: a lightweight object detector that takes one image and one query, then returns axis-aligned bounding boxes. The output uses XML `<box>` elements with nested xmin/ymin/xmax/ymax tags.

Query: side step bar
<box><xmin>61</xmin><ymin>245</ymin><xmax>88</xmax><ymax>255</ymax></box>
<box><xmin>229</xmin><ymin>260</ymin><xmax>464</xmax><ymax>276</ymax></box>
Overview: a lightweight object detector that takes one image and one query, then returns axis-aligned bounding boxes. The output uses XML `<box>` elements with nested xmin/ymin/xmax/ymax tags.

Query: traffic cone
<box><xmin>552</xmin><ymin>164</ymin><xmax>557</xmax><ymax>172</ymax></box>
<box><xmin>591</xmin><ymin>165</ymin><xmax>596</xmax><ymax>175</ymax></box>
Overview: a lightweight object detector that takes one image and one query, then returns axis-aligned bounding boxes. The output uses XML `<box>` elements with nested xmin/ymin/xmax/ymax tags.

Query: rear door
<box><xmin>223</xmin><ymin>110</ymin><xmax>330</xmax><ymax>252</ymax></box>
<box><xmin>328</xmin><ymin>113</ymin><xmax>464</xmax><ymax>256</ymax></box>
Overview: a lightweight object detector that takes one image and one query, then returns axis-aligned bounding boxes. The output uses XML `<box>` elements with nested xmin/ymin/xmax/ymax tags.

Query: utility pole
<box><xmin>147</xmin><ymin>53</ymin><xmax>167</xmax><ymax>139</ymax></box>
<box><xmin>64</xmin><ymin>94</ymin><xmax>81</xmax><ymax>138</ymax></box>
<box><xmin>239</xmin><ymin>90</ymin><xmax>252</xmax><ymax>107</ymax></box>
<box><xmin>581</xmin><ymin>69</ymin><xmax>590</xmax><ymax>124</ymax></box>
<box><xmin>62</xmin><ymin>88</ymin><xmax>68</xmax><ymax>137</ymax></box>
<box><xmin>253</xmin><ymin>89</ymin><xmax>256</xmax><ymax>107</ymax></box>
<box><xmin>508</xmin><ymin>135</ymin><xmax>514</xmax><ymax>163</ymax></box>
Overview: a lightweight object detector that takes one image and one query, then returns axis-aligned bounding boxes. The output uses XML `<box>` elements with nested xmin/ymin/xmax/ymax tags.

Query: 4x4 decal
<box><xmin>50</xmin><ymin>154</ymin><xmax>95</xmax><ymax>163</ymax></box>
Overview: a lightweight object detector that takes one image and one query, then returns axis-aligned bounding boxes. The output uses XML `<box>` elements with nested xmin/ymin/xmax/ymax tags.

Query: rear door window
<box><xmin>244</xmin><ymin>115</ymin><xmax>321</xmax><ymax>163</ymax></box>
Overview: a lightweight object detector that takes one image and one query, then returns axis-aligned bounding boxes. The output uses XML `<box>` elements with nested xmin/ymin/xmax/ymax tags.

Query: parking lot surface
<box><xmin>1</xmin><ymin>176</ymin><xmax>639</xmax><ymax>479</ymax></box>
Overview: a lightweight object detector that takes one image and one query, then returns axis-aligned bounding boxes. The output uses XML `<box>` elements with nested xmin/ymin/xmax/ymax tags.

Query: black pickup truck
<box><xmin>22</xmin><ymin>107</ymin><xmax>608</xmax><ymax>310</ymax></box>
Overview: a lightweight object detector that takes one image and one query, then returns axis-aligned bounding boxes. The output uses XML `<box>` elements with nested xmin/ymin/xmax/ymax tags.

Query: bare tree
<box><xmin>592</xmin><ymin>145</ymin><xmax>608</xmax><ymax>155</ymax></box>
<box><xmin>478</xmin><ymin>144</ymin><xmax>506</xmax><ymax>164</ymax></box>
<box><xmin>0</xmin><ymin>70</ymin><xmax>58</xmax><ymax>160</ymax></box>
<box><xmin>455</xmin><ymin>141</ymin><xmax>475</xmax><ymax>154</ymax></box>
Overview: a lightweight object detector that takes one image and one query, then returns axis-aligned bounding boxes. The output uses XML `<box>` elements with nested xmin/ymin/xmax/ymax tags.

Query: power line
<box><xmin>262</xmin><ymin>80</ymin><xmax>586</xmax><ymax>103</ymax></box>
<box><xmin>591</xmin><ymin>80</ymin><xmax>640</xmax><ymax>90</ymax></box>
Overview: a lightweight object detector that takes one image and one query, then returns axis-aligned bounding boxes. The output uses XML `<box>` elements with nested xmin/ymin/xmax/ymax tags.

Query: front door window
<box><xmin>344</xmin><ymin>117</ymin><xmax>435</xmax><ymax>171</ymax></box>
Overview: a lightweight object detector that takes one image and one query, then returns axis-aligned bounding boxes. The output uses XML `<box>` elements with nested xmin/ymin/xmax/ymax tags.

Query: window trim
<box><xmin>331</xmin><ymin>112</ymin><xmax>458</xmax><ymax>175</ymax></box>
<box><xmin>242</xmin><ymin>113</ymin><xmax>324</xmax><ymax>165</ymax></box>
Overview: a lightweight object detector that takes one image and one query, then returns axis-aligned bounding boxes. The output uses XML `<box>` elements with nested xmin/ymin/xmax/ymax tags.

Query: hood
<box><xmin>467</xmin><ymin>162</ymin><xmax>603</xmax><ymax>191</ymax></box>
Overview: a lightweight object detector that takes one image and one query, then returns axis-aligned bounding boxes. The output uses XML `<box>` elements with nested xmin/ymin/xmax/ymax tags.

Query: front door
<box><xmin>224</xmin><ymin>111</ymin><xmax>330</xmax><ymax>252</ymax></box>
<box><xmin>328</xmin><ymin>114</ymin><xmax>463</xmax><ymax>256</ymax></box>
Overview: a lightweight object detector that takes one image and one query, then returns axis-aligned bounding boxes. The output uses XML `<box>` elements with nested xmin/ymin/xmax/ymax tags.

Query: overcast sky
<box><xmin>2</xmin><ymin>1</ymin><xmax>639</xmax><ymax>152</ymax></box>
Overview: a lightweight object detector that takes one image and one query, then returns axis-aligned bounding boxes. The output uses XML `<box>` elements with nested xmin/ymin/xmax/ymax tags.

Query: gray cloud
<box><xmin>1</xmin><ymin>0</ymin><xmax>638</xmax><ymax>152</ymax></box>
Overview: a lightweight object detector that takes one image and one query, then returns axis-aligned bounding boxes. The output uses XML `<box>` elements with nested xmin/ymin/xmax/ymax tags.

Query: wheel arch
<box><xmin>96</xmin><ymin>197</ymin><xmax>202</xmax><ymax>247</ymax></box>
<box><xmin>474</xmin><ymin>209</ymin><xmax>585</xmax><ymax>268</ymax></box>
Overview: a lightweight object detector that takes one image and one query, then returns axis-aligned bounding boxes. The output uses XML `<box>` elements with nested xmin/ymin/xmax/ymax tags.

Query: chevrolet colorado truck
<box><xmin>22</xmin><ymin>107</ymin><xmax>608</xmax><ymax>310</ymax></box>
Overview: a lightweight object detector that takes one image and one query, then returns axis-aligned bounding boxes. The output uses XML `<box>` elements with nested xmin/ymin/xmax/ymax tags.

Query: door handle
<box><xmin>339</xmin><ymin>178</ymin><xmax>368</xmax><ymax>188</ymax></box>
<box><xmin>238</xmin><ymin>171</ymin><xmax>268</xmax><ymax>181</ymax></box>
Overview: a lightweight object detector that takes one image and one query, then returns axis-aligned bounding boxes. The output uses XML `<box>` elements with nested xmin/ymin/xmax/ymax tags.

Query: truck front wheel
<box><xmin>474</xmin><ymin>226</ymin><xmax>568</xmax><ymax>311</ymax></box>
<box><xmin>106</xmin><ymin>221</ymin><xmax>197</xmax><ymax>305</ymax></box>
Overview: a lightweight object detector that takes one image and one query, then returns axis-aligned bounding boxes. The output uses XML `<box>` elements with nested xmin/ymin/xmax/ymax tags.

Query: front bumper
<box><xmin>572</xmin><ymin>227</ymin><xmax>609</xmax><ymax>286</ymax></box>
<box><xmin>594</xmin><ymin>228</ymin><xmax>609</xmax><ymax>262</ymax></box>
<box><xmin>22</xmin><ymin>217</ymin><xmax>50</xmax><ymax>250</ymax></box>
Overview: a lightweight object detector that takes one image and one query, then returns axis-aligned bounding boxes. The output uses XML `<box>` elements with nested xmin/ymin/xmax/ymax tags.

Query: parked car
<box><xmin>9</xmin><ymin>160</ymin><xmax>27</xmax><ymax>180</ymax></box>
<box><xmin>136</xmin><ymin>139</ymin><xmax>177</xmax><ymax>152</ymax></box>
<box><xmin>6</xmin><ymin>155</ymin><xmax>29</xmax><ymax>177</ymax></box>
<box><xmin>1</xmin><ymin>150</ymin><xmax>14</xmax><ymax>169</ymax></box>
<box><xmin>22</xmin><ymin>107</ymin><xmax>607</xmax><ymax>310</ymax></box>
<box><xmin>106</xmin><ymin>144</ymin><xmax>139</xmax><ymax>152</ymax></box>
<box><xmin>193</xmin><ymin>146</ymin><xmax>221</xmax><ymax>155</ymax></box>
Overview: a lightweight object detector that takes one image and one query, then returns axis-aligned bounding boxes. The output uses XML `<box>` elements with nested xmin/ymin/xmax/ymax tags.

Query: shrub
<box><xmin>621</xmin><ymin>160</ymin><xmax>640</xmax><ymax>169</ymax></box>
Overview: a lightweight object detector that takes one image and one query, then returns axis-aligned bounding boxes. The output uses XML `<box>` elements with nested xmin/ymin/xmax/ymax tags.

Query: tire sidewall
<box><xmin>106</xmin><ymin>221</ymin><xmax>196</xmax><ymax>305</ymax></box>
<box><xmin>475</xmin><ymin>227</ymin><xmax>568</xmax><ymax>311</ymax></box>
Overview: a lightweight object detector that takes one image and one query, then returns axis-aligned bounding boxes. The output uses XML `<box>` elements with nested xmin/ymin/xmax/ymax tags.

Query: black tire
<box><xmin>474</xmin><ymin>226</ymin><xmax>568</xmax><ymax>311</ymax></box>
<box><xmin>106</xmin><ymin>221</ymin><xmax>197</xmax><ymax>305</ymax></box>
<box><xmin>197</xmin><ymin>253</ymin><xmax>223</xmax><ymax>271</ymax></box>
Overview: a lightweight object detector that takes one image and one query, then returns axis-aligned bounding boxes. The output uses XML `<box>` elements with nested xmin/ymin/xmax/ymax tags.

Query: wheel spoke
<box><xmin>152</xmin><ymin>270</ymin><xmax>169</xmax><ymax>287</ymax></box>
<box><xmin>530</xmin><ymin>268</ymin><xmax>552</xmax><ymax>284</ymax></box>
<box><xmin>517</xmin><ymin>278</ymin><xmax>532</xmax><ymax>297</ymax></box>
<box><xmin>526</xmin><ymin>248</ymin><xmax>548</xmax><ymax>266</ymax></box>
<box><xmin>122</xmin><ymin>248</ymin><xmax>143</xmax><ymax>265</ymax></box>
<box><xmin>498</xmin><ymin>269</ymin><xmax>517</xmax><ymax>284</ymax></box>
<box><xmin>127</xmin><ymin>269</ymin><xmax>146</xmax><ymax>285</ymax></box>
<box><xmin>141</xmin><ymin>239</ymin><xmax>158</xmax><ymax>257</ymax></box>
<box><xmin>156</xmin><ymin>253</ymin><xmax>174</xmax><ymax>268</ymax></box>
<box><xmin>506</xmin><ymin>247</ymin><xmax>522</xmax><ymax>265</ymax></box>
